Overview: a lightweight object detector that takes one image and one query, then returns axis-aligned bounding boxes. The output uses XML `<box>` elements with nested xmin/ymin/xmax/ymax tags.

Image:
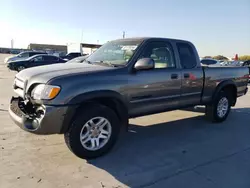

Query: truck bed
<box><xmin>201</xmin><ymin>66</ymin><xmax>249</xmax><ymax>103</ymax></box>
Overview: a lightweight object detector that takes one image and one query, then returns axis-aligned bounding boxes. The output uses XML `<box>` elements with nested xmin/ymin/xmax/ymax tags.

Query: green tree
<box><xmin>213</xmin><ymin>55</ymin><xmax>228</xmax><ymax>61</ymax></box>
<box><xmin>239</xmin><ymin>55</ymin><xmax>250</xmax><ymax>61</ymax></box>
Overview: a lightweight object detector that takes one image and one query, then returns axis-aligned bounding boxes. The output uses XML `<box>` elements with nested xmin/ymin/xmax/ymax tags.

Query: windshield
<box><xmin>86</xmin><ymin>40</ymin><xmax>141</xmax><ymax>66</ymax></box>
<box><xmin>27</xmin><ymin>55</ymin><xmax>38</xmax><ymax>60</ymax></box>
<box><xmin>17</xmin><ymin>52</ymin><xmax>29</xmax><ymax>58</ymax></box>
<box><xmin>66</xmin><ymin>56</ymin><xmax>88</xmax><ymax>63</ymax></box>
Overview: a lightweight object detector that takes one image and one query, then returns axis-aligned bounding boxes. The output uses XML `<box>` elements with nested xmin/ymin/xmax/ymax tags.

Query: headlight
<box><xmin>31</xmin><ymin>84</ymin><xmax>61</xmax><ymax>100</ymax></box>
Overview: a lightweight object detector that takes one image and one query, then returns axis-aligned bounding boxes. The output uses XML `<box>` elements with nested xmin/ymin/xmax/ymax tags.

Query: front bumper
<box><xmin>9</xmin><ymin>97</ymin><xmax>70</xmax><ymax>135</ymax></box>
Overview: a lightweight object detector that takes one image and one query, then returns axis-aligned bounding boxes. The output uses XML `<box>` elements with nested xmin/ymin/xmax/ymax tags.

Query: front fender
<box><xmin>68</xmin><ymin>90</ymin><xmax>127</xmax><ymax>105</ymax></box>
<box><xmin>60</xmin><ymin>90</ymin><xmax>129</xmax><ymax>133</ymax></box>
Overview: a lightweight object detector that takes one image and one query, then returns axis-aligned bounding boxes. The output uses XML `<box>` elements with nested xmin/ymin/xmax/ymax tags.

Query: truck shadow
<box><xmin>181</xmin><ymin>106</ymin><xmax>250</xmax><ymax>114</ymax></box>
<box><xmin>87</xmin><ymin>107</ymin><xmax>250</xmax><ymax>187</ymax></box>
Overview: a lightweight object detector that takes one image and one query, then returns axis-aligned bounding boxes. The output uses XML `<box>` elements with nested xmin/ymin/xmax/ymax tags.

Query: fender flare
<box><xmin>68</xmin><ymin>90</ymin><xmax>128</xmax><ymax>105</ymax></box>
<box><xmin>212</xmin><ymin>80</ymin><xmax>237</xmax><ymax>104</ymax></box>
<box><xmin>61</xmin><ymin>90</ymin><xmax>128</xmax><ymax>133</ymax></box>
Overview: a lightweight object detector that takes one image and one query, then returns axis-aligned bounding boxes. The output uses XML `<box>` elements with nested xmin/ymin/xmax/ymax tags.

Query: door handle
<box><xmin>184</xmin><ymin>73</ymin><xmax>190</xmax><ymax>78</ymax></box>
<box><xmin>171</xmin><ymin>74</ymin><xmax>178</xmax><ymax>79</ymax></box>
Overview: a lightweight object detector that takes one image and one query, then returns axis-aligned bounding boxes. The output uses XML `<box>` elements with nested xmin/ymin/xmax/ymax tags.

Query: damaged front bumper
<box><xmin>9</xmin><ymin>97</ymin><xmax>69</xmax><ymax>134</ymax></box>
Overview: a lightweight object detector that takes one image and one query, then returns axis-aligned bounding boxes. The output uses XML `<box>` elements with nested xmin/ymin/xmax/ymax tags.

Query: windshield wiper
<box><xmin>94</xmin><ymin>61</ymin><xmax>124</xmax><ymax>67</ymax></box>
<box><xmin>84</xmin><ymin>60</ymin><xmax>93</xmax><ymax>64</ymax></box>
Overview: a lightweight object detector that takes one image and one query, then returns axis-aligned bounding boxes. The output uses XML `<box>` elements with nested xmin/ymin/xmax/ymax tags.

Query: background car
<box><xmin>200</xmin><ymin>58</ymin><xmax>221</xmax><ymax>65</ymax></box>
<box><xmin>65</xmin><ymin>55</ymin><xmax>89</xmax><ymax>63</ymax></box>
<box><xmin>7</xmin><ymin>54</ymin><xmax>66</xmax><ymax>72</ymax></box>
<box><xmin>61</xmin><ymin>52</ymin><xmax>83</xmax><ymax>61</ymax></box>
<box><xmin>243</xmin><ymin>60</ymin><xmax>250</xmax><ymax>67</ymax></box>
<box><xmin>4</xmin><ymin>51</ymin><xmax>47</xmax><ymax>63</ymax></box>
<box><xmin>242</xmin><ymin>60</ymin><xmax>250</xmax><ymax>82</ymax></box>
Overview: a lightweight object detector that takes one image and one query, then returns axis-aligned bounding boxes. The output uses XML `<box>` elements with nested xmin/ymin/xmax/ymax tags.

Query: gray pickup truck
<box><xmin>9</xmin><ymin>37</ymin><xmax>249</xmax><ymax>159</ymax></box>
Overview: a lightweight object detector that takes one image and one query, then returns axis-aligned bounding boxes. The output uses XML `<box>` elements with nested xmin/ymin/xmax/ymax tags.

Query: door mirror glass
<box><xmin>134</xmin><ymin>58</ymin><xmax>155</xmax><ymax>70</ymax></box>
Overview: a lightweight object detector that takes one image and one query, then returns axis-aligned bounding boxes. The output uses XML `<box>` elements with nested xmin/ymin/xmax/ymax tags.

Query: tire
<box><xmin>17</xmin><ymin>66</ymin><xmax>25</xmax><ymax>72</ymax></box>
<box><xmin>205</xmin><ymin>90</ymin><xmax>231</xmax><ymax>122</ymax></box>
<box><xmin>64</xmin><ymin>103</ymin><xmax>120</xmax><ymax>159</ymax></box>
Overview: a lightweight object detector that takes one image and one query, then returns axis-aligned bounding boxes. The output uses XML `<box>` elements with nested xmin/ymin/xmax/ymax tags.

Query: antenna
<box><xmin>11</xmin><ymin>39</ymin><xmax>14</xmax><ymax>48</ymax></box>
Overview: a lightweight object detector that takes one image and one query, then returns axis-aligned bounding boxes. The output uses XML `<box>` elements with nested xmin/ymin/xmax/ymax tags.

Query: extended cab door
<box><xmin>176</xmin><ymin>42</ymin><xmax>204</xmax><ymax>106</ymax></box>
<box><xmin>128</xmin><ymin>40</ymin><xmax>181</xmax><ymax>117</ymax></box>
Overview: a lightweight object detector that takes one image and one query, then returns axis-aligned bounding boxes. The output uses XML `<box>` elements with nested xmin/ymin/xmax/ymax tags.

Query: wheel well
<box><xmin>94</xmin><ymin>97</ymin><xmax>128</xmax><ymax>124</ymax></box>
<box><xmin>221</xmin><ymin>84</ymin><xmax>237</xmax><ymax>106</ymax></box>
<box><xmin>77</xmin><ymin>97</ymin><xmax>129</xmax><ymax>128</ymax></box>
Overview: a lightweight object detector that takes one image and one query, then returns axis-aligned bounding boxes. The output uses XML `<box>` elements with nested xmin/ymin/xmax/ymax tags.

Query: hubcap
<box><xmin>80</xmin><ymin>117</ymin><xmax>112</xmax><ymax>151</ymax></box>
<box><xmin>217</xmin><ymin>97</ymin><xmax>229</xmax><ymax>118</ymax></box>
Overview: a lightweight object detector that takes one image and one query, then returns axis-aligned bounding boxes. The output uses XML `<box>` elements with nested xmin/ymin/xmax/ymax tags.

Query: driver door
<box><xmin>128</xmin><ymin>41</ymin><xmax>181</xmax><ymax>117</ymax></box>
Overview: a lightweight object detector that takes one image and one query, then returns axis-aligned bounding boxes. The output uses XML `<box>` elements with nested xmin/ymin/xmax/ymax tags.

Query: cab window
<box><xmin>139</xmin><ymin>41</ymin><xmax>176</xmax><ymax>69</ymax></box>
<box><xmin>177</xmin><ymin>43</ymin><xmax>197</xmax><ymax>69</ymax></box>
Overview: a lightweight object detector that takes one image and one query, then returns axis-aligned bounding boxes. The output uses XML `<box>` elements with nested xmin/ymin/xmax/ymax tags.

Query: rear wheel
<box><xmin>205</xmin><ymin>91</ymin><xmax>231</xmax><ymax>122</ymax></box>
<box><xmin>64</xmin><ymin>103</ymin><xmax>120</xmax><ymax>159</ymax></box>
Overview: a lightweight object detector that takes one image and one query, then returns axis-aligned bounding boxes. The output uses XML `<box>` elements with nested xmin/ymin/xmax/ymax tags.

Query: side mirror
<box><xmin>134</xmin><ymin>58</ymin><xmax>155</xmax><ymax>70</ymax></box>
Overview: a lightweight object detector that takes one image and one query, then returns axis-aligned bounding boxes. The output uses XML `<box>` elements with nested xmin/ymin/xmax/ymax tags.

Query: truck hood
<box><xmin>16</xmin><ymin>63</ymin><xmax>112</xmax><ymax>83</ymax></box>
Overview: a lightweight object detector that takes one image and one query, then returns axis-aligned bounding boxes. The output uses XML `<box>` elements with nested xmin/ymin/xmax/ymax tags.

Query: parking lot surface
<box><xmin>0</xmin><ymin>54</ymin><xmax>250</xmax><ymax>188</ymax></box>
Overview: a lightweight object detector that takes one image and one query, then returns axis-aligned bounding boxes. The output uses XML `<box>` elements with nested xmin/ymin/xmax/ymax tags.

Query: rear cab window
<box><xmin>176</xmin><ymin>43</ymin><xmax>197</xmax><ymax>69</ymax></box>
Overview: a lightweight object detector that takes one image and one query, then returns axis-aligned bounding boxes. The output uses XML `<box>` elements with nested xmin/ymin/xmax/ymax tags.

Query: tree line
<box><xmin>203</xmin><ymin>55</ymin><xmax>250</xmax><ymax>61</ymax></box>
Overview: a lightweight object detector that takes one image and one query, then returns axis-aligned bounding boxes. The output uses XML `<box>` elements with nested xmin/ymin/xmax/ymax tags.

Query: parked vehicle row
<box><xmin>4</xmin><ymin>51</ymin><xmax>47</xmax><ymax>63</ymax></box>
<box><xmin>201</xmin><ymin>58</ymin><xmax>250</xmax><ymax>67</ymax></box>
<box><xmin>8</xmin><ymin>37</ymin><xmax>249</xmax><ymax>159</ymax></box>
<box><xmin>7</xmin><ymin>54</ymin><xmax>67</xmax><ymax>72</ymax></box>
<box><xmin>5</xmin><ymin>51</ymin><xmax>90</xmax><ymax>71</ymax></box>
<box><xmin>65</xmin><ymin>55</ymin><xmax>89</xmax><ymax>63</ymax></box>
<box><xmin>61</xmin><ymin>52</ymin><xmax>83</xmax><ymax>61</ymax></box>
<box><xmin>243</xmin><ymin>60</ymin><xmax>250</xmax><ymax>81</ymax></box>
<box><xmin>200</xmin><ymin>58</ymin><xmax>221</xmax><ymax>65</ymax></box>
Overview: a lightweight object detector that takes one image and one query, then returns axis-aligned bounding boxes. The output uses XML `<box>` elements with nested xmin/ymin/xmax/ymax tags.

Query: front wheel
<box><xmin>64</xmin><ymin>104</ymin><xmax>120</xmax><ymax>159</ymax></box>
<box><xmin>205</xmin><ymin>91</ymin><xmax>231</xmax><ymax>122</ymax></box>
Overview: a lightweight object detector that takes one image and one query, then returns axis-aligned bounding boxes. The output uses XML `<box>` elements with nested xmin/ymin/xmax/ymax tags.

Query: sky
<box><xmin>0</xmin><ymin>0</ymin><xmax>250</xmax><ymax>57</ymax></box>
